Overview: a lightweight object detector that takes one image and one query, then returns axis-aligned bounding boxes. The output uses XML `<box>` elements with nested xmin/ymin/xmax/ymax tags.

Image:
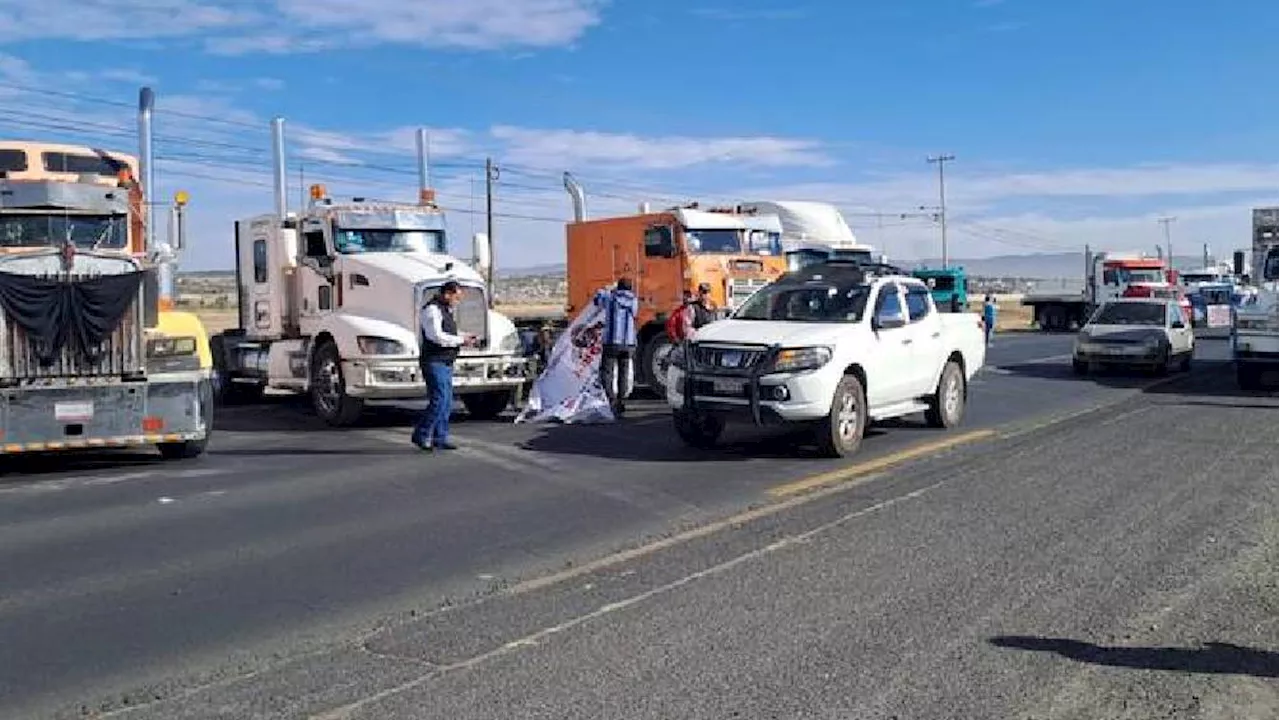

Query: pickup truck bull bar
<box><xmin>681</xmin><ymin>342</ymin><xmax>782</xmax><ymax>426</ymax></box>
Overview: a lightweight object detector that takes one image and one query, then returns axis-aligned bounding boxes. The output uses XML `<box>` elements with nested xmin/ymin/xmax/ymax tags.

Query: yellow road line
<box><xmin>767</xmin><ymin>429</ymin><xmax>998</xmax><ymax>498</ymax></box>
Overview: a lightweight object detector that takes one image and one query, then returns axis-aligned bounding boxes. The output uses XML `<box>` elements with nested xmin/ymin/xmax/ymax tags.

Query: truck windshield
<box><xmin>1264</xmin><ymin>249</ymin><xmax>1278</xmax><ymax>281</ymax></box>
<box><xmin>334</xmin><ymin>228</ymin><xmax>445</xmax><ymax>254</ymax></box>
<box><xmin>922</xmin><ymin>275</ymin><xmax>957</xmax><ymax>292</ymax></box>
<box><xmin>0</xmin><ymin>213</ymin><xmax>128</xmax><ymax>249</ymax></box>
<box><xmin>746</xmin><ymin>230</ymin><xmax>782</xmax><ymax>255</ymax></box>
<box><xmin>734</xmin><ymin>282</ymin><xmax>871</xmax><ymax>323</ymax></box>
<box><xmin>684</xmin><ymin>228</ymin><xmax>741</xmax><ymax>254</ymax></box>
<box><xmin>1106</xmin><ymin>268</ymin><xmax>1164</xmax><ymax>284</ymax></box>
<box><xmin>1091</xmin><ymin>302</ymin><xmax>1166</xmax><ymax>326</ymax></box>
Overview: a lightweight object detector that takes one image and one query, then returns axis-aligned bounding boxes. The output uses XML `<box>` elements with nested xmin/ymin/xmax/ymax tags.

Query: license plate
<box><xmin>712</xmin><ymin>378</ymin><xmax>743</xmax><ymax>395</ymax></box>
<box><xmin>55</xmin><ymin>401</ymin><xmax>94</xmax><ymax>422</ymax></box>
<box><xmin>1102</xmin><ymin>346</ymin><xmax>1127</xmax><ymax>355</ymax></box>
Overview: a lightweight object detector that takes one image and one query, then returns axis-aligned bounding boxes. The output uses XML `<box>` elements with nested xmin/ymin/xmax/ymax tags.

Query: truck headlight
<box><xmin>770</xmin><ymin>346</ymin><xmax>833</xmax><ymax>373</ymax></box>
<box><xmin>1237</xmin><ymin>315</ymin><xmax>1279</xmax><ymax>332</ymax></box>
<box><xmin>147</xmin><ymin>335</ymin><xmax>197</xmax><ymax>357</ymax></box>
<box><xmin>1144</xmin><ymin>336</ymin><xmax>1161</xmax><ymax>348</ymax></box>
<box><xmin>357</xmin><ymin>336</ymin><xmax>407</xmax><ymax>355</ymax></box>
<box><xmin>497</xmin><ymin>330</ymin><xmax>522</xmax><ymax>354</ymax></box>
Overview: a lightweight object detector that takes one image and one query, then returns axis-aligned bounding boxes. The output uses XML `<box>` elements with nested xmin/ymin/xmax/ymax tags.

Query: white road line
<box><xmin>0</xmin><ymin>467</ymin><xmax>232</xmax><ymax>496</ymax></box>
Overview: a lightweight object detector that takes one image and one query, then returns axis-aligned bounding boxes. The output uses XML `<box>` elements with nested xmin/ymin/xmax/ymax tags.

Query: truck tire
<box><xmin>814</xmin><ymin>374</ymin><xmax>867</xmax><ymax>459</ymax></box>
<box><xmin>1236</xmin><ymin>363</ymin><xmax>1262</xmax><ymax>391</ymax></box>
<box><xmin>641</xmin><ymin>334</ymin><xmax>674</xmax><ymax>396</ymax></box>
<box><xmin>463</xmin><ymin>390</ymin><xmax>512</xmax><ymax>421</ymax></box>
<box><xmin>925</xmin><ymin>360</ymin><xmax>966</xmax><ymax>429</ymax></box>
<box><xmin>310</xmin><ymin>340</ymin><xmax>365</xmax><ymax>427</ymax></box>
<box><xmin>158</xmin><ymin>438</ymin><xmax>207</xmax><ymax>460</ymax></box>
<box><xmin>673</xmin><ymin>409</ymin><xmax>724</xmax><ymax>449</ymax></box>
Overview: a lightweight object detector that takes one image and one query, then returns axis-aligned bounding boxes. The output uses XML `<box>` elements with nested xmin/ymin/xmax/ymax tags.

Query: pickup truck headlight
<box><xmin>770</xmin><ymin>346</ymin><xmax>833</xmax><ymax>373</ymax></box>
<box><xmin>357</xmin><ymin>336</ymin><xmax>407</xmax><ymax>355</ymax></box>
<box><xmin>147</xmin><ymin>335</ymin><xmax>197</xmax><ymax>357</ymax></box>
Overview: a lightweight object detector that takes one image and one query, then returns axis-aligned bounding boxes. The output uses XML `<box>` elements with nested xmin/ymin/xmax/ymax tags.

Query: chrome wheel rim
<box><xmin>943</xmin><ymin>372</ymin><xmax>962</xmax><ymax>421</ymax></box>
<box><xmin>836</xmin><ymin>391</ymin><xmax>859</xmax><ymax>441</ymax></box>
<box><xmin>314</xmin><ymin>356</ymin><xmax>343</xmax><ymax>415</ymax></box>
<box><xmin>651</xmin><ymin>343</ymin><xmax>672</xmax><ymax>390</ymax></box>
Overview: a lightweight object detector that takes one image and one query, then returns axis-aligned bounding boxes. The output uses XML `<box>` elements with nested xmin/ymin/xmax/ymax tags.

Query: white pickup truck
<box><xmin>665</xmin><ymin>262</ymin><xmax>988</xmax><ymax>458</ymax></box>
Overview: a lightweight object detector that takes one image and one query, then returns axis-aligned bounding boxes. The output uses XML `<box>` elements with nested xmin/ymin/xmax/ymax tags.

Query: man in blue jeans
<box><xmin>593</xmin><ymin>277</ymin><xmax>639</xmax><ymax>417</ymax></box>
<box><xmin>413</xmin><ymin>280</ymin><xmax>476</xmax><ymax>451</ymax></box>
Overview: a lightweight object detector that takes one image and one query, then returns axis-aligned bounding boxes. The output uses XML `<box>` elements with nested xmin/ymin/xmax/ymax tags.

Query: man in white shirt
<box><xmin>412</xmin><ymin>280</ymin><xmax>476</xmax><ymax>451</ymax></box>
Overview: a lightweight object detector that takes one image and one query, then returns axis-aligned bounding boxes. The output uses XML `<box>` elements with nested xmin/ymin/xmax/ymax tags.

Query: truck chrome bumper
<box><xmin>0</xmin><ymin>373</ymin><xmax>212</xmax><ymax>454</ymax></box>
<box><xmin>342</xmin><ymin>356</ymin><xmax>532</xmax><ymax>399</ymax></box>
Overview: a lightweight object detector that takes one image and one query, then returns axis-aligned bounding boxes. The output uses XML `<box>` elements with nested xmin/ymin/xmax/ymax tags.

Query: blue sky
<box><xmin>0</xmin><ymin>0</ymin><xmax>1275</xmax><ymax>270</ymax></box>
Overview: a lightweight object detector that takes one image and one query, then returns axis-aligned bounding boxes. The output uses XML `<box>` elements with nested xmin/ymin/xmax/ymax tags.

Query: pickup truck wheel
<box><xmin>673</xmin><ymin>409</ymin><xmax>724</xmax><ymax>449</ymax></box>
<box><xmin>311</xmin><ymin>340</ymin><xmax>365</xmax><ymax>427</ymax></box>
<box><xmin>815</xmin><ymin>375</ymin><xmax>867</xmax><ymax>459</ymax></box>
<box><xmin>463</xmin><ymin>390</ymin><xmax>512</xmax><ymax>421</ymax></box>
<box><xmin>925</xmin><ymin>361</ymin><xmax>966</xmax><ymax>429</ymax></box>
<box><xmin>642</xmin><ymin>335</ymin><xmax>674</xmax><ymax>396</ymax></box>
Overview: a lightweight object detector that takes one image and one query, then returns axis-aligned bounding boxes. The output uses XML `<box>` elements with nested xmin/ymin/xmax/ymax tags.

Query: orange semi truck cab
<box><xmin>562</xmin><ymin>174</ymin><xmax>787</xmax><ymax>393</ymax></box>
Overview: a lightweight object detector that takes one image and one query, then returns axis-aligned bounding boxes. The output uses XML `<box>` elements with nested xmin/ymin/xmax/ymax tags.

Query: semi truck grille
<box><xmin>727</xmin><ymin>278</ymin><xmax>770</xmax><ymax>310</ymax></box>
<box><xmin>0</xmin><ymin>272</ymin><xmax>145</xmax><ymax>381</ymax></box>
<box><xmin>413</xmin><ymin>281</ymin><xmax>491</xmax><ymax>349</ymax></box>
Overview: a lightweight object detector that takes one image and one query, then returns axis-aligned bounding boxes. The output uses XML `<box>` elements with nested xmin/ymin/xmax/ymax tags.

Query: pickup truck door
<box><xmin>902</xmin><ymin>283</ymin><xmax>946</xmax><ymax>396</ymax></box>
<box><xmin>865</xmin><ymin>282</ymin><xmax>914</xmax><ymax>408</ymax></box>
<box><xmin>1167</xmin><ymin>302</ymin><xmax>1194</xmax><ymax>354</ymax></box>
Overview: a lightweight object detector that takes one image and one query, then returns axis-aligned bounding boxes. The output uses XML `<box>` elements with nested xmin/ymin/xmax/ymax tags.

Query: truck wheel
<box><xmin>925</xmin><ymin>360</ymin><xmax>966</xmax><ymax>429</ymax></box>
<box><xmin>673</xmin><ymin>409</ymin><xmax>724</xmax><ymax>449</ymax></box>
<box><xmin>463</xmin><ymin>390</ymin><xmax>512</xmax><ymax>421</ymax></box>
<box><xmin>158</xmin><ymin>438</ymin><xmax>207</xmax><ymax>460</ymax></box>
<box><xmin>1072</xmin><ymin>357</ymin><xmax>1088</xmax><ymax>376</ymax></box>
<box><xmin>310</xmin><ymin>340</ymin><xmax>365</xmax><ymax>426</ymax></box>
<box><xmin>814</xmin><ymin>374</ymin><xmax>867</xmax><ymax>459</ymax></box>
<box><xmin>641</xmin><ymin>335</ymin><xmax>674</xmax><ymax>396</ymax></box>
<box><xmin>1236</xmin><ymin>363</ymin><xmax>1262</xmax><ymax>391</ymax></box>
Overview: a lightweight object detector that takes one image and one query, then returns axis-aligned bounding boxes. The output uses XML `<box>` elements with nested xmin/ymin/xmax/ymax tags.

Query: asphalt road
<box><xmin>0</xmin><ymin>334</ymin><xmax>1273</xmax><ymax>718</ymax></box>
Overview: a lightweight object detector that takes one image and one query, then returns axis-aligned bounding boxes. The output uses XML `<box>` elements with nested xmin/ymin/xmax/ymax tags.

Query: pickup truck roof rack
<box><xmin>776</xmin><ymin>259</ymin><xmax>912</xmax><ymax>286</ymax></box>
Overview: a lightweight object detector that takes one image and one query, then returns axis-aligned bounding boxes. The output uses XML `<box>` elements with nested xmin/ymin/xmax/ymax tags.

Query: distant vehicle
<box><xmin>665</xmin><ymin>260</ymin><xmax>987</xmax><ymax>458</ymax></box>
<box><xmin>1022</xmin><ymin>251</ymin><xmax>1173</xmax><ymax>331</ymax></box>
<box><xmin>1072</xmin><ymin>298</ymin><xmax>1195</xmax><ymax>375</ymax></box>
<box><xmin>911</xmin><ymin>266</ymin><xmax>970</xmax><ymax>311</ymax></box>
<box><xmin>1231</xmin><ymin>207</ymin><xmax>1278</xmax><ymax>390</ymax></box>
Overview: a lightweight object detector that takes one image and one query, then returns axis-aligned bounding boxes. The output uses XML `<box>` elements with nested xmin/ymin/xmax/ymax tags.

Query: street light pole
<box><xmin>927</xmin><ymin>154</ymin><xmax>955</xmax><ymax>267</ymax></box>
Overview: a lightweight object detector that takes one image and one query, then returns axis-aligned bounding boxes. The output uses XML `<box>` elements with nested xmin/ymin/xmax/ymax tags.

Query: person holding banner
<box><xmin>593</xmin><ymin>277</ymin><xmax>639</xmax><ymax>417</ymax></box>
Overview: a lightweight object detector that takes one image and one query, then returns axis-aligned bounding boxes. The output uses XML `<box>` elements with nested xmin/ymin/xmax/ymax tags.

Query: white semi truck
<box><xmin>1231</xmin><ymin>207</ymin><xmax>1278</xmax><ymax>391</ymax></box>
<box><xmin>210</xmin><ymin>119</ymin><xmax>531</xmax><ymax>425</ymax></box>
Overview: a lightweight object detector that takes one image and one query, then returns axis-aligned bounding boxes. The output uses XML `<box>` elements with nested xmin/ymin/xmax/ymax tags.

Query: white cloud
<box><xmin>0</xmin><ymin>0</ymin><xmax>606</xmax><ymax>53</ymax></box>
<box><xmin>489</xmin><ymin>126</ymin><xmax>832</xmax><ymax>171</ymax></box>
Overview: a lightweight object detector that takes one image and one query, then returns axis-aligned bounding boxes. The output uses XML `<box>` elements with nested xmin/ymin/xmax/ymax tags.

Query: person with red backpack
<box><xmin>666</xmin><ymin>283</ymin><xmax>716</xmax><ymax>341</ymax></box>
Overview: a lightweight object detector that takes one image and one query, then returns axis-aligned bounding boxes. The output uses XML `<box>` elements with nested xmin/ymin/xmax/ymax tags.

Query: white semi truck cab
<box><xmin>211</xmin><ymin>118</ymin><xmax>530</xmax><ymax>425</ymax></box>
<box><xmin>1232</xmin><ymin>207</ymin><xmax>1278</xmax><ymax>390</ymax></box>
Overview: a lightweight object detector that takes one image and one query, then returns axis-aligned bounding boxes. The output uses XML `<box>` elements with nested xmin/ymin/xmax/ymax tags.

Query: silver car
<box><xmin>1073</xmin><ymin>298</ymin><xmax>1195</xmax><ymax>375</ymax></box>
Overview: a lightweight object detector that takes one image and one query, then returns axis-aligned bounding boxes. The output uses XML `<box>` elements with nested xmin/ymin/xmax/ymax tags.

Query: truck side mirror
<box><xmin>472</xmin><ymin>232</ymin><xmax>491</xmax><ymax>276</ymax></box>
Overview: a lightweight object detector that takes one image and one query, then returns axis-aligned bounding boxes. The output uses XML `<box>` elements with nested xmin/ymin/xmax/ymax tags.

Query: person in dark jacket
<box><xmin>412</xmin><ymin>280</ymin><xmax>476</xmax><ymax>451</ymax></box>
<box><xmin>593</xmin><ymin>278</ymin><xmax>639</xmax><ymax>416</ymax></box>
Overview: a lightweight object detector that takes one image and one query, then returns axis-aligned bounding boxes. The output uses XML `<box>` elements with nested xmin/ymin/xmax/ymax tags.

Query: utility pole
<box><xmin>1157</xmin><ymin>216</ymin><xmax>1176</xmax><ymax>267</ymax></box>
<box><xmin>1202</xmin><ymin>242</ymin><xmax>1211</xmax><ymax>268</ymax></box>
<box><xmin>927</xmin><ymin>154</ymin><xmax>955</xmax><ymax>267</ymax></box>
<box><xmin>484</xmin><ymin>157</ymin><xmax>499</xmax><ymax>300</ymax></box>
